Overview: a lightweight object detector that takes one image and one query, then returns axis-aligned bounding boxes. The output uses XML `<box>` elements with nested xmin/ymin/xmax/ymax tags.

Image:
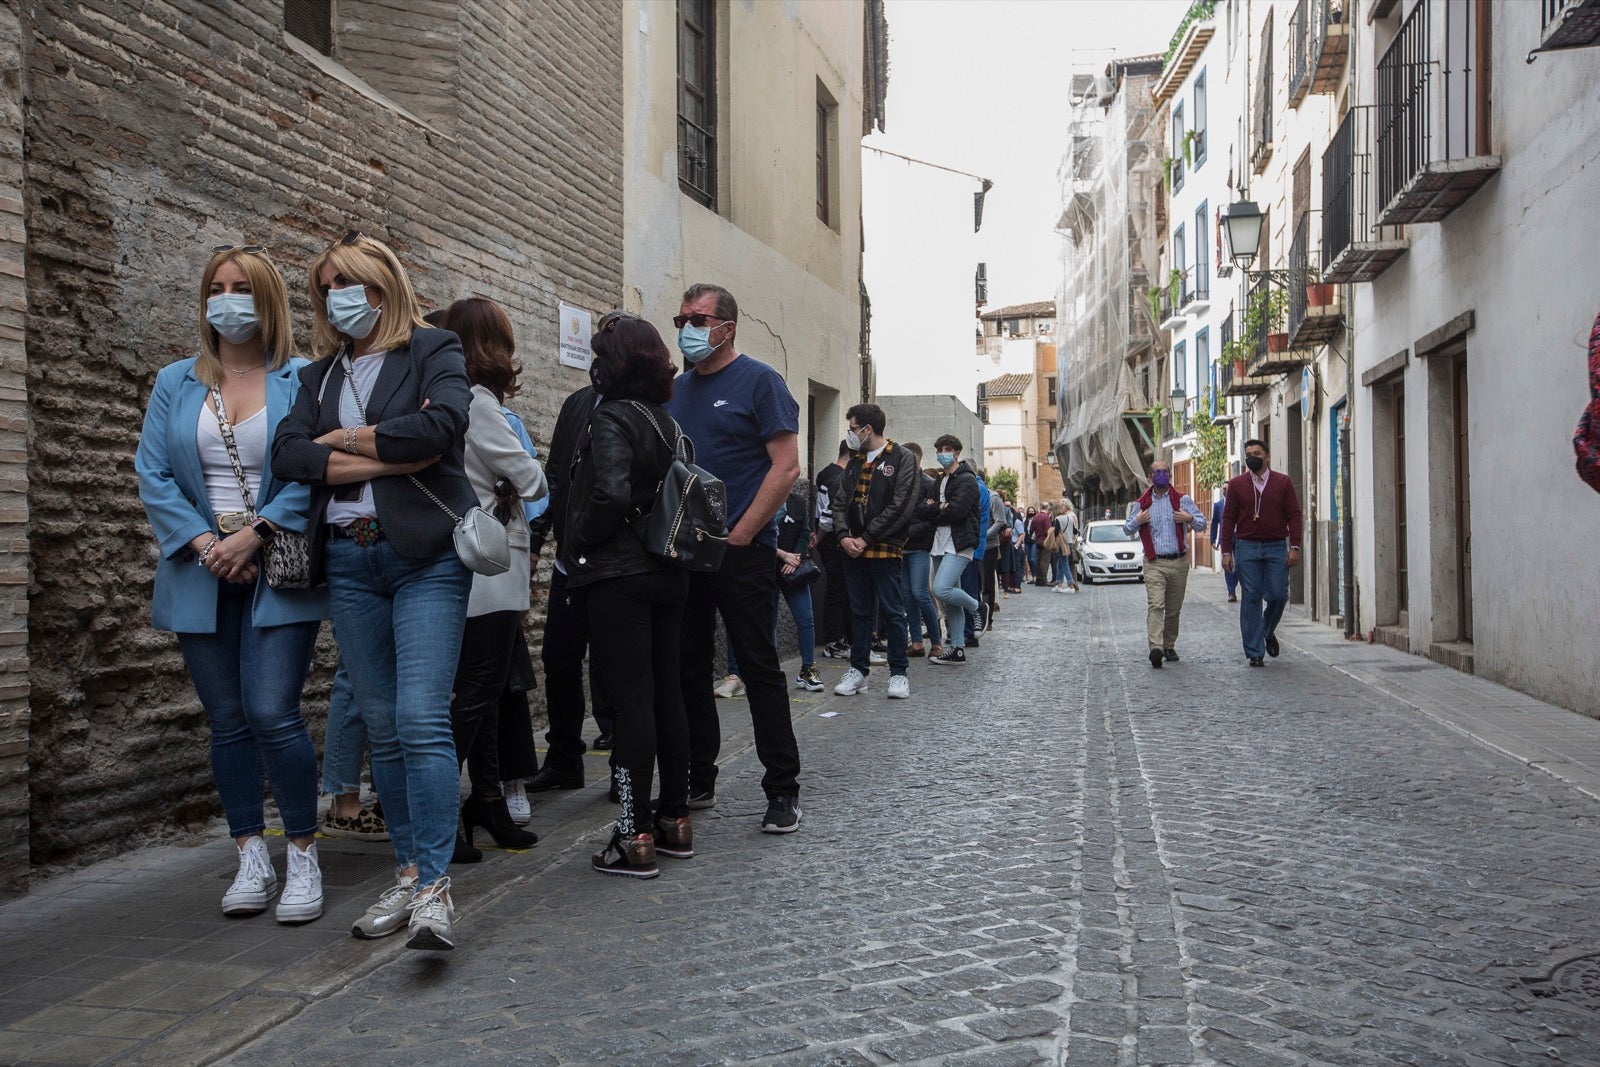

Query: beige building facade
<box><xmin>622</xmin><ymin>0</ymin><xmax>889</xmax><ymax>477</ymax></box>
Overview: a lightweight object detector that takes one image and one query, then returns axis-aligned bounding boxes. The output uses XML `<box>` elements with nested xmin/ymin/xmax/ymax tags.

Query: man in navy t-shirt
<box><xmin>664</xmin><ymin>282</ymin><xmax>804</xmax><ymax>834</ymax></box>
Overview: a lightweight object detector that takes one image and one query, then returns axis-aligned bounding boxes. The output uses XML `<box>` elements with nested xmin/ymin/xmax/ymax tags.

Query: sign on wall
<box><xmin>558</xmin><ymin>303</ymin><xmax>593</xmax><ymax>370</ymax></box>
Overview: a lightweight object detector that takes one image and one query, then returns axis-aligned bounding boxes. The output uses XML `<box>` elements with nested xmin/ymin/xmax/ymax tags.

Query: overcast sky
<box><xmin>864</xmin><ymin>0</ymin><xmax>1188</xmax><ymax>399</ymax></box>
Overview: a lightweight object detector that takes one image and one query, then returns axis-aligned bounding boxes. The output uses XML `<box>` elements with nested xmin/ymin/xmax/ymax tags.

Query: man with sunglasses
<box><xmin>665</xmin><ymin>283</ymin><xmax>805</xmax><ymax>834</ymax></box>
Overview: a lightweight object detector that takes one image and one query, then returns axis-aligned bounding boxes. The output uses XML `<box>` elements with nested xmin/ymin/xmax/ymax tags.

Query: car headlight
<box><xmin>1086</xmin><ymin>551</ymin><xmax>1107</xmax><ymax>560</ymax></box>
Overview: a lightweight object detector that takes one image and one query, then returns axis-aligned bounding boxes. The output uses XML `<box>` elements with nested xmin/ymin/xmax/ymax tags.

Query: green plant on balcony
<box><xmin>1190</xmin><ymin>391</ymin><xmax>1229</xmax><ymax>490</ymax></box>
<box><xmin>1243</xmin><ymin>287</ymin><xmax>1288</xmax><ymax>338</ymax></box>
<box><xmin>1160</xmin><ymin>154</ymin><xmax>1177</xmax><ymax>191</ymax></box>
<box><xmin>1223</xmin><ymin>338</ymin><xmax>1253</xmax><ymax>376</ymax></box>
<box><xmin>1163</xmin><ymin>0</ymin><xmax>1219</xmax><ymax>68</ymax></box>
<box><xmin>1180</xmin><ymin>129</ymin><xmax>1201</xmax><ymax>167</ymax></box>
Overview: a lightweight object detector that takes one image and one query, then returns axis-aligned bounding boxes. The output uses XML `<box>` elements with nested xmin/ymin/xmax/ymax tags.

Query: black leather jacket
<box><xmin>560</xmin><ymin>398</ymin><xmax>674</xmax><ymax>589</ymax></box>
<box><xmin>904</xmin><ymin>472</ymin><xmax>938</xmax><ymax>552</ymax></box>
<box><xmin>527</xmin><ymin>385</ymin><xmax>597</xmax><ymax>559</ymax></box>
<box><xmin>914</xmin><ymin>460</ymin><xmax>981</xmax><ymax>553</ymax></box>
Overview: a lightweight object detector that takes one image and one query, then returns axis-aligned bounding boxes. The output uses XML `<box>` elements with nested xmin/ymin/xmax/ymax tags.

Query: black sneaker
<box><xmin>870</xmin><ymin>638</ymin><xmax>888</xmax><ymax>654</ymax></box>
<box><xmin>821</xmin><ymin>640</ymin><xmax>850</xmax><ymax>659</ymax></box>
<box><xmin>967</xmin><ymin>634</ymin><xmax>980</xmax><ymax>648</ymax></box>
<box><xmin>760</xmin><ymin>794</ymin><xmax>802</xmax><ymax>834</ymax></box>
<box><xmin>1163</xmin><ymin>649</ymin><xmax>1179</xmax><ymax>662</ymax></box>
<box><xmin>930</xmin><ymin>647</ymin><xmax>966</xmax><ymax>665</ymax></box>
<box><xmin>1265</xmin><ymin>634</ymin><xmax>1280</xmax><ymax>658</ymax></box>
<box><xmin>979</xmin><ymin>603</ymin><xmax>992</xmax><ymax>633</ymax></box>
<box><xmin>1149</xmin><ymin>647</ymin><xmax>1164</xmax><ymax>669</ymax></box>
<box><xmin>591</xmin><ymin>733</ymin><xmax>614</xmax><ymax>752</ymax></box>
<box><xmin>1248</xmin><ymin>656</ymin><xmax>1265</xmax><ymax>667</ymax></box>
<box><xmin>686</xmin><ymin>789</ymin><xmax>716</xmax><ymax>810</ymax></box>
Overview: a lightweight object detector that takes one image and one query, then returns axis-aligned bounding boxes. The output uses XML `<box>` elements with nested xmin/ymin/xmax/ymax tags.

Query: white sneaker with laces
<box><xmin>503</xmin><ymin>780</ymin><xmax>532</xmax><ymax>825</ymax></box>
<box><xmin>713</xmin><ymin>674</ymin><xmax>746</xmax><ymax>699</ymax></box>
<box><xmin>887</xmin><ymin>675</ymin><xmax>911</xmax><ymax>700</ymax></box>
<box><xmin>221</xmin><ymin>837</ymin><xmax>277</xmax><ymax>917</ymax></box>
<box><xmin>868</xmin><ymin>650</ymin><xmax>888</xmax><ymax>665</ymax></box>
<box><xmin>351</xmin><ymin>875</ymin><xmax>418</xmax><ymax>939</ymax></box>
<box><xmin>834</xmin><ymin>668</ymin><xmax>868</xmax><ymax>695</ymax></box>
<box><xmin>276</xmin><ymin>841</ymin><xmax>324</xmax><ymax>924</ymax></box>
<box><xmin>406</xmin><ymin>878</ymin><xmax>457</xmax><ymax>951</ymax></box>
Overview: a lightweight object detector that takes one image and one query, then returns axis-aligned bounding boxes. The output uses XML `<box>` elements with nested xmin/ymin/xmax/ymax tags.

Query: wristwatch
<box><xmin>251</xmin><ymin>519</ymin><xmax>276</xmax><ymax>544</ymax></box>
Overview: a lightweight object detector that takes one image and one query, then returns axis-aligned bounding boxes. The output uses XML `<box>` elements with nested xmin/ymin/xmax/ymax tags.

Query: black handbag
<box><xmin>210</xmin><ymin>386</ymin><xmax>313</xmax><ymax>589</ymax></box>
<box><xmin>780</xmin><ymin>556</ymin><xmax>821</xmax><ymax>588</ymax></box>
<box><xmin>625</xmin><ymin>401</ymin><xmax>729</xmax><ymax>573</ymax></box>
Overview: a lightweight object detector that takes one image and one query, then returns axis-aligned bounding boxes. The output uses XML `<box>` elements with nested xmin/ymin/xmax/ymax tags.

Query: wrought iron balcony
<box><xmin>1291</xmin><ymin>0</ymin><xmax>1349</xmax><ymax>105</ymax></box>
<box><xmin>1288</xmin><ymin>0</ymin><xmax>1310</xmax><ymax>108</ymax></box>
<box><xmin>1245</xmin><ymin>273</ymin><xmax>1308</xmax><ymax>377</ymax></box>
<box><xmin>1180</xmin><ymin>266</ymin><xmax>1210</xmax><ymax>314</ymax></box>
<box><xmin>1375</xmin><ymin>0</ymin><xmax>1501</xmax><ymax>226</ymax></box>
<box><xmin>1288</xmin><ymin>213</ymin><xmax>1343</xmax><ymax>350</ymax></box>
<box><xmin>1219</xmin><ymin>311</ymin><xmax>1271</xmax><ymax>397</ymax></box>
<box><xmin>1322</xmin><ymin>106</ymin><xmax>1409</xmax><ymax>284</ymax></box>
<box><xmin>1536</xmin><ymin>0</ymin><xmax>1600</xmax><ymax>55</ymax></box>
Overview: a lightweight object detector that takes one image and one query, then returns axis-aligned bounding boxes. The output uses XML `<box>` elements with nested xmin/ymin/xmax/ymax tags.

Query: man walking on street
<box><xmin>1220</xmin><ymin>439</ymin><xmax>1304</xmax><ymax>667</ymax></box>
<box><xmin>666</xmin><ymin>283</ymin><xmax>805</xmax><ymax>833</ymax></box>
<box><xmin>831</xmin><ymin>405</ymin><xmax>919</xmax><ymax>700</ymax></box>
<box><xmin>1125</xmin><ymin>460</ymin><xmax>1206</xmax><ymax>667</ymax></box>
<box><xmin>1210</xmin><ymin>495</ymin><xmax>1238</xmax><ymax>602</ymax></box>
<box><xmin>815</xmin><ymin>440</ymin><xmax>851</xmax><ymax>658</ymax></box>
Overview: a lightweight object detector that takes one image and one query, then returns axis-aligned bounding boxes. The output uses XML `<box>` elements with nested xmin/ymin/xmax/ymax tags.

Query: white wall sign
<box><xmin>558</xmin><ymin>303</ymin><xmax>593</xmax><ymax>370</ymax></box>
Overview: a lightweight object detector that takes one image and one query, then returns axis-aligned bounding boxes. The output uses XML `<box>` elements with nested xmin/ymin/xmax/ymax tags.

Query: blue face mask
<box><xmin>937</xmin><ymin>452</ymin><xmax>955</xmax><ymax>468</ymax></box>
<box><xmin>327</xmin><ymin>285</ymin><xmax>381</xmax><ymax>340</ymax></box>
<box><xmin>205</xmin><ymin>293</ymin><xmax>259</xmax><ymax>344</ymax></box>
<box><xmin>677</xmin><ymin>323</ymin><xmax>714</xmax><ymax>363</ymax></box>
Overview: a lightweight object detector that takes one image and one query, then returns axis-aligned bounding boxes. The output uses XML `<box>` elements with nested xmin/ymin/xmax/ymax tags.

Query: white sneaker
<box><xmin>834</xmin><ymin>668</ymin><xmax>868</xmax><ymax>695</ymax></box>
<box><xmin>221</xmin><ymin>837</ymin><xmax>277</xmax><ymax>917</ymax></box>
<box><xmin>868</xmin><ymin>650</ymin><xmax>888</xmax><ymax>665</ymax></box>
<box><xmin>503</xmin><ymin>780</ymin><xmax>532</xmax><ymax>825</ymax></box>
<box><xmin>351</xmin><ymin>874</ymin><xmax>417</xmax><ymax>939</ymax></box>
<box><xmin>713</xmin><ymin>674</ymin><xmax>746</xmax><ymax>699</ymax></box>
<box><xmin>406</xmin><ymin>878</ymin><xmax>457</xmax><ymax>951</ymax></box>
<box><xmin>887</xmin><ymin>675</ymin><xmax>911</xmax><ymax>700</ymax></box>
<box><xmin>276</xmin><ymin>841</ymin><xmax>324</xmax><ymax>924</ymax></box>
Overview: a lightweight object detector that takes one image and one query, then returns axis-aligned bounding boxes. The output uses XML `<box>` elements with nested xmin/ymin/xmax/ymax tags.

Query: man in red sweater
<box><xmin>1219</xmin><ymin>438</ymin><xmax>1303</xmax><ymax>667</ymax></box>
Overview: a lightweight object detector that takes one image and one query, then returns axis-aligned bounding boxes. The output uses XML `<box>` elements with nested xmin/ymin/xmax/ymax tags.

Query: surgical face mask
<box><xmin>845</xmin><ymin>428</ymin><xmax>863</xmax><ymax>451</ymax></box>
<box><xmin>1152</xmin><ymin>470</ymin><xmax>1171</xmax><ymax>488</ymax></box>
<box><xmin>677</xmin><ymin>322</ymin><xmax>719</xmax><ymax>363</ymax></box>
<box><xmin>1245</xmin><ymin>455</ymin><xmax>1266</xmax><ymax>473</ymax></box>
<box><xmin>205</xmin><ymin>293</ymin><xmax>259</xmax><ymax>344</ymax></box>
<box><xmin>936</xmin><ymin>451</ymin><xmax>955</xmax><ymax>468</ymax></box>
<box><xmin>327</xmin><ymin>284</ymin><xmax>381</xmax><ymax>340</ymax></box>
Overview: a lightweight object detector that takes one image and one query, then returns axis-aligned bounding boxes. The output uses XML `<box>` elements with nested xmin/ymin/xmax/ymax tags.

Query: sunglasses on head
<box><xmin>211</xmin><ymin>244</ymin><xmax>265</xmax><ymax>254</ymax></box>
<box><xmin>672</xmin><ymin>313</ymin><xmax>726</xmax><ymax>329</ymax></box>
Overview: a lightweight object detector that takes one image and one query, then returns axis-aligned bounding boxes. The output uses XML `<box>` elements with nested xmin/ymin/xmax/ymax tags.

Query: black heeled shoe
<box><xmin>461</xmin><ymin>795</ymin><xmax>538</xmax><ymax>849</ymax></box>
<box><xmin>452</xmin><ymin>830</ymin><xmax>483</xmax><ymax>865</ymax></box>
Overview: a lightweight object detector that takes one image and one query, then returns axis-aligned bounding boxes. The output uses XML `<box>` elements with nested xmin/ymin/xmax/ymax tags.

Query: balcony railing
<box><xmin>1288</xmin><ymin>213</ymin><xmax>1344</xmax><ymax>349</ymax></box>
<box><xmin>677</xmin><ymin>115</ymin><xmax>716</xmax><ymax>208</ymax></box>
<box><xmin>1292</xmin><ymin>0</ymin><xmax>1349</xmax><ymax>105</ymax></box>
<box><xmin>1375</xmin><ymin>0</ymin><xmax>1500</xmax><ymax>226</ymax></box>
<box><xmin>1289</xmin><ymin>0</ymin><xmax>1310</xmax><ymax>107</ymax></box>
<box><xmin>1245</xmin><ymin>273</ymin><xmax>1307</xmax><ymax>376</ymax></box>
<box><xmin>1321</xmin><ymin>106</ymin><xmax>1409</xmax><ymax>283</ymax></box>
<box><xmin>1220</xmin><ymin>311</ymin><xmax>1271</xmax><ymax>397</ymax></box>
<box><xmin>1181</xmin><ymin>266</ymin><xmax>1210</xmax><ymax>312</ymax></box>
<box><xmin>1536</xmin><ymin>0</ymin><xmax>1600</xmax><ymax>55</ymax></box>
<box><xmin>1251</xmin><ymin>47</ymin><xmax>1273</xmax><ymax>174</ymax></box>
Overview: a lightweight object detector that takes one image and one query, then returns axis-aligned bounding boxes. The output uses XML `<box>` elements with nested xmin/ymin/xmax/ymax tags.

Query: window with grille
<box><xmin>677</xmin><ymin>0</ymin><xmax>716</xmax><ymax>208</ymax></box>
<box><xmin>285</xmin><ymin>0</ymin><xmax>333</xmax><ymax>55</ymax></box>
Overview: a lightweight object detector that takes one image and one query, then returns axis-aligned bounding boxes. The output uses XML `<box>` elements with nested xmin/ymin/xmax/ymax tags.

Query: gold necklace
<box><xmin>218</xmin><ymin>360</ymin><xmax>266</xmax><ymax>378</ymax></box>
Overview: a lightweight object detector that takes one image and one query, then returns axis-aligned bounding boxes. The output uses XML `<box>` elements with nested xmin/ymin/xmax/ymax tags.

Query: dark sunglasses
<box><xmin>672</xmin><ymin>313</ymin><xmax>726</xmax><ymax>329</ymax></box>
<box><xmin>211</xmin><ymin>244</ymin><xmax>265</xmax><ymax>254</ymax></box>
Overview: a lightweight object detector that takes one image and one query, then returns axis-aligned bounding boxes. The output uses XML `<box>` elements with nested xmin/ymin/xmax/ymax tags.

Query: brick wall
<box><xmin>18</xmin><ymin>0</ymin><xmax>621</xmax><ymax>877</ymax></box>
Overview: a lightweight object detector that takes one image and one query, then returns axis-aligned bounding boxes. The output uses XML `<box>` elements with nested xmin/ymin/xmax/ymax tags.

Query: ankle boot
<box><xmin>451</xmin><ymin>830</ymin><xmax>482</xmax><ymax>865</ymax></box>
<box><xmin>461</xmin><ymin>795</ymin><xmax>538</xmax><ymax>849</ymax></box>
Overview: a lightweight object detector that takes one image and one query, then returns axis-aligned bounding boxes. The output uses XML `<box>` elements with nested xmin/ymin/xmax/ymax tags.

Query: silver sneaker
<box><xmin>351</xmin><ymin>874</ymin><xmax>418</xmax><ymax>940</ymax></box>
<box><xmin>221</xmin><ymin>837</ymin><xmax>277</xmax><ymax>917</ymax></box>
<box><xmin>275</xmin><ymin>842</ymin><xmax>324</xmax><ymax>924</ymax></box>
<box><xmin>406</xmin><ymin>878</ymin><xmax>456</xmax><ymax>951</ymax></box>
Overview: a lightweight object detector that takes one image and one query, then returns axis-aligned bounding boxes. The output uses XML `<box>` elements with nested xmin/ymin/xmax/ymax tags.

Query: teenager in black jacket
<box><xmin>899</xmin><ymin>443</ymin><xmax>943</xmax><ymax>657</ymax></box>
<box><xmin>919</xmin><ymin>435</ymin><xmax>983</xmax><ymax>665</ymax></box>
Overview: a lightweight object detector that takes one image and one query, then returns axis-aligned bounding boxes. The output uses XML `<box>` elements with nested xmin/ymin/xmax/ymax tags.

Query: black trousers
<box><xmin>587</xmin><ymin>568</ymin><xmax>691</xmax><ymax>836</ymax></box>
<box><xmin>496</xmin><ymin>625</ymin><xmax>540</xmax><ymax>782</ymax></box>
<box><xmin>451</xmin><ymin>610</ymin><xmax>522</xmax><ymax>799</ymax></box>
<box><xmin>539</xmin><ymin>567</ymin><xmax>615</xmax><ymax>778</ymax></box>
<box><xmin>981</xmin><ymin>553</ymin><xmax>999</xmax><ymax>615</ymax></box>
<box><xmin>681</xmin><ymin>542</ymin><xmax>801</xmax><ymax>799</ymax></box>
<box><xmin>817</xmin><ymin>534</ymin><xmax>847</xmax><ymax>644</ymax></box>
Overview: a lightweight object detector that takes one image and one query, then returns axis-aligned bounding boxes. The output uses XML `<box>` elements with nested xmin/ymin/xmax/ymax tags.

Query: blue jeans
<box><xmin>176</xmin><ymin>581</ymin><xmax>320</xmax><ymax>840</ymax></box>
<box><xmin>1235</xmin><ymin>539</ymin><xmax>1289</xmax><ymax>659</ymax></box>
<box><xmin>932</xmin><ymin>554</ymin><xmax>979</xmax><ymax>649</ymax></box>
<box><xmin>778</xmin><ymin>580</ymin><xmax>816</xmax><ymax>669</ymax></box>
<box><xmin>321</xmin><ymin>660</ymin><xmax>367</xmax><ymax>795</ymax></box>
<box><xmin>901</xmin><ymin>550</ymin><xmax>941</xmax><ymax>646</ymax></box>
<box><xmin>844</xmin><ymin>555</ymin><xmax>908</xmax><ymax>676</ymax></box>
<box><xmin>325</xmin><ymin>539</ymin><xmax>471</xmax><ymax>885</ymax></box>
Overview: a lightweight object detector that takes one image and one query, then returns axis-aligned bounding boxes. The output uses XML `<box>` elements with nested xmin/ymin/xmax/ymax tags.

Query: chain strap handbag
<box><xmin>209</xmin><ymin>386</ymin><xmax>313</xmax><ymax>589</ymax></box>
<box><xmin>623</xmin><ymin>400</ymin><xmax>728</xmax><ymax>572</ymax></box>
<box><xmin>337</xmin><ymin>352</ymin><xmax>511</xmax><ymax>577</ymax></box>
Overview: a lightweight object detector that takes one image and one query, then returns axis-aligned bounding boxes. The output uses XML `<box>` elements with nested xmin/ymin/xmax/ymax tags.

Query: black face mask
<box><xmin>1245</xmin><ymin>455</ymin><xmax>1266</xmax><ymax>473</ymax></box>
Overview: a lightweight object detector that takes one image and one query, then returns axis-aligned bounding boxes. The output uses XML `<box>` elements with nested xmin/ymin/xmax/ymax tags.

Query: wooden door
<box><xmin>1453</xmin><ymin>355</ymin><xmax>1472</xmax><ymax>641</ymax></box>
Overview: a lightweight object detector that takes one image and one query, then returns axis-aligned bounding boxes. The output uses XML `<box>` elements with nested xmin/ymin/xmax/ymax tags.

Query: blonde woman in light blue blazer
<box><xmin>136</xmin><ymin>246</ymin><xmax>327</xmax><ymax>925</ymax></box>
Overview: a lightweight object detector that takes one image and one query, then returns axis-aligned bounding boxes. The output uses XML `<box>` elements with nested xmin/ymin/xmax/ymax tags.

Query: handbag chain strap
<box><xmin>624</xmin><ymin>400</ymin><xmax>682</xmax><ymax>459</ymax></box>
<box><xmin>209</xmin><ymin>386</ymin><xmax>258</xmax><ymax>524</ymax></box>
<box><xmin>338</xmin><ymin>350</ymin><xmax>464</xmax><ymax>526</ymax></box>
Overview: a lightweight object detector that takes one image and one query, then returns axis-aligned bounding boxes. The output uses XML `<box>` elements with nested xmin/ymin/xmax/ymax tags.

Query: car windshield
<box><xmin>1087</xmin><ymin>524</ymin><xmax>1129</xmax><ymax>543</ymax></box>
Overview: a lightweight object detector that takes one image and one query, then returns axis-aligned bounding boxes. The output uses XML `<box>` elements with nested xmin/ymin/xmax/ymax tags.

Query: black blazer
<box><xmin>271</xmin><ymin>328</ymin><xmax>475</xmax><ymax>581</ymax></box>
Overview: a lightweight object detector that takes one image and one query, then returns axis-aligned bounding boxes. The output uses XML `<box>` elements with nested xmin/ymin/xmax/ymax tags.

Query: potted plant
<box><xmin>1304</xmin><ymin>267</ymin><xmax>1334</xmax><ymax>308</ymax></box>
<box><xmin>1247</xmin><ymin>287</ymin><xmax>1289</xmax><ymax>353</ymax></box>
<box><xmin>1224</xmin><ymin>338</ymin><xmax>1252</xmax><ymax>379</ymax></box>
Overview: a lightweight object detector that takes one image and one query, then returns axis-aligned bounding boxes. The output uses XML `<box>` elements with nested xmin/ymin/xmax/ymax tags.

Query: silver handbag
<box><xmin>409</xmin><ymin>476</ymin><xmax>511</xmax><ymax>577</ymax></box>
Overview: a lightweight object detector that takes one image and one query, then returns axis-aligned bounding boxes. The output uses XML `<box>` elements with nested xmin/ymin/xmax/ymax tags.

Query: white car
<box><xmin>1077</xmin><ymin>520</ymin><xmax>1144</xmax><ymax>583</ymax></box>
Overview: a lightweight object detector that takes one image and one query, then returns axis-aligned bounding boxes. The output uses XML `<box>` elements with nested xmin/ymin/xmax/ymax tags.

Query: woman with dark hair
<box><xmin>437</xmin><ymin>297</ymin><xmax>546</xmax><ymax>860</ymax></box>
<box><xmin>563</xmin><ymin>313</ymin><xmax>690</xmax><ymax>878</ymax></box>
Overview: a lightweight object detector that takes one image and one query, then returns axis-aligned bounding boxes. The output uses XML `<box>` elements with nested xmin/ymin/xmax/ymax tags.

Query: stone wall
<box><xmin>18</xmin><ymin>0</ymin><xmax>621</xmax><ymax>879</ymax></box>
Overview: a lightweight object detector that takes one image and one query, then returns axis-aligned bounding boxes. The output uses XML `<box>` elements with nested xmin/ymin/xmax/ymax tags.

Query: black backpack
<box><xmin>623</xmin><ymin>401</ymin><xmax>729</xmax><ymax>572</ymax></box>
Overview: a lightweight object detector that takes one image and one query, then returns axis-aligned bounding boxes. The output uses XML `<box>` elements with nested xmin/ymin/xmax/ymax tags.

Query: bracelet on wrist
<box><xmin>198</xmin><ymin>538</ymin><xmax>220</xmax><ymax>566</ymax></box>
<box><xmin>344</xmin><ymin>427</ymin><xmax>360</xmax><ymax>455</ymax></box>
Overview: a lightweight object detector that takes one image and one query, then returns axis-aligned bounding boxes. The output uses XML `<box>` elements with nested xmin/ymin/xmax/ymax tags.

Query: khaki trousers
<box><xmin>1143</xmin><ymin>556</ymin><xmax>1189</xmax><ymax>651</ymax></box>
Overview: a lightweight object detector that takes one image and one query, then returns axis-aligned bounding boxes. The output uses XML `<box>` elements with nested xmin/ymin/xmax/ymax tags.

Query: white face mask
<box><xmin>206</xmin><ymin>293</ymin><xmax>259</xmax><ymax>344</ymax></box>
<box><xmin>845</xmin><ymin>428</ymin><xmax>862</xmax><ymax>451</ymax></box>
<box><xmin>326</xmin><ymin>284</ymin><xmax>381</xmax><ymax>340</ymax></box>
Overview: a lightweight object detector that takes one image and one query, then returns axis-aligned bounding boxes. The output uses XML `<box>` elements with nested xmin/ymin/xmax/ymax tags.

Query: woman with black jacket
<box><xmin>562</xmin><ymin>314</ymin><xmax>690</xmax><ymax>879</ymax></box>
<box><xmin>899</xmin><ymin>443</ymin><xmax>942</xmax><ymax>657</ymax></box>
<box><xmin>919</xmin><ymin>434</ymin><xmax>982</xmax><ymax>666</ymax></box>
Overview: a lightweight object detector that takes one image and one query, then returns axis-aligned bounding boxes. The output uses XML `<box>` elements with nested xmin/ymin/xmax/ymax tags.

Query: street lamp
<box><xmin>1170</xmin><ymin>382</ymin><xmax>1187</xmax><ymax>436</ymax></box>
<box><xmin>1223</xmin><ymin>199</ymin><xmax>1265</xmax><ymax>270</ymax></box>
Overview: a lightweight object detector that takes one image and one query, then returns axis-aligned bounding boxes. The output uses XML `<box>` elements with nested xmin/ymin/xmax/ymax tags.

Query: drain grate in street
<box><xmin>1379</xmin><ymin>664</ymin><xmax>1436</xmax><ymax>673</ymax></box>
<box><xmin>1523</xmin><ymin>954</ymin><xmax>1600</xmax><ymax>1005</ymax></box>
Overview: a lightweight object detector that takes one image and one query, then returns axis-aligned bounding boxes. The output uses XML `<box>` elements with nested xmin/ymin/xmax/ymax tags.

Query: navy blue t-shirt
<box><xmin>666</xmin><ymin>354</ymin><xmax>799</xmax><ymax>548</ymax></box>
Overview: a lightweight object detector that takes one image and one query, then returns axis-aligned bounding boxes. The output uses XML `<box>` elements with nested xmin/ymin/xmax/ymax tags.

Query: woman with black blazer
<box><xmin>563</xmin><ymin>314</ymin><xmax>690</xmax><ymax>879</ymax></box>
<box><xmin>271</xmin><ymin>231</ymin><xmax>473</xmax><ymax>951</ymax></box>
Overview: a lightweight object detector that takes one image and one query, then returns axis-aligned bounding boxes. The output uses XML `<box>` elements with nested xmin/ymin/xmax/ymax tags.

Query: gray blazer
<box><xmin>271</xmin><ymin>327</ymin><xmax>475</xmax><ymax>582</ymax></box>
<box><xmin>463</xmin><ymin>385</ymin><xmax>546</xmax><ymax>616</ymax></box>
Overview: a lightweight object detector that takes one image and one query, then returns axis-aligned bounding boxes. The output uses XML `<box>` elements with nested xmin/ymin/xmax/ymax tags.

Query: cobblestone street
<box><xmin>8</xmin><ymin>577</ymin><xmax>1600</xmax><ymax>1065</ymax></box>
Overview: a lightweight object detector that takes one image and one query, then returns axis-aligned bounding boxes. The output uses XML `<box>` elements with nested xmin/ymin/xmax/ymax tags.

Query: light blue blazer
<box><xmin>136</xmin><ymin>357</ymin><xmax>329</xmax><ymax>633</ymax></box>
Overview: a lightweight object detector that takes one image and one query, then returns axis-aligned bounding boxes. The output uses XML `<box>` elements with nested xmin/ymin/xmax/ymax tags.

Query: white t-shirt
<box><xmin>198</xmin><ymin>401</ymin><xmax>265</xmax><ymax>515</ymax></box>
<box><xmin>931</xmin><ymin>472</ymin><xmax>973</xmax><ymax>560</ymax></box>
<box><xmin>325</xmin><ymin>350</ymin><xmax>389</xmax><ymax>527</ymax></box>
